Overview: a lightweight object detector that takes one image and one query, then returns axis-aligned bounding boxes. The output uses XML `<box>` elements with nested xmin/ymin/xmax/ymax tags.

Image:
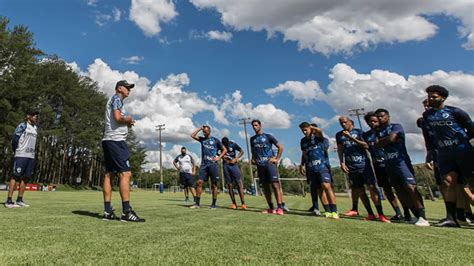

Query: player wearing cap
<box><xmin>191</xmin><ymin>125</ymin><xmax>227</xmax><ymax>209</ymax></box>
<box><xmin>221</xmin><ymin>137</ymin><xmax>246</xmax><ymax>210</ymax></box>
<box><xmin>5</xmin><ymin>110</ymin><xmax>39</xmax><ymax>208</ymax></box>
<box><xmin>422</xmin><ymin>85</ymin><xmax>473</xmax><ymax>227</ymax></box>
<box><xmin>102</xmin><ymin>80</ymin><xmax>145</xmax><ymax>222</ymax></box>
<box><xmin>173</xmin><ymin>147</ymin><xmax>197</xmax><ymax>204</ymax></box>
<box><xmin>250</xmin><ymin>119</ymin><xmax>285</xmax><ymax>215</ymax></box>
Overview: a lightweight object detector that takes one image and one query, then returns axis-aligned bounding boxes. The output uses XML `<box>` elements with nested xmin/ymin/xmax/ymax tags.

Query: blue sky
<box><xmin>2</xmin><ymin>0</ymin><xmax>473</xmax><ymax>169</ymax></box>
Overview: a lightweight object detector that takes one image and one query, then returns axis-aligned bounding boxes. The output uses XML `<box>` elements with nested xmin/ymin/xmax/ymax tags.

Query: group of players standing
<box><xmin>5</xmin><ymin>80</ymin><xmax>472</xmax><ymax>227</ymax></box>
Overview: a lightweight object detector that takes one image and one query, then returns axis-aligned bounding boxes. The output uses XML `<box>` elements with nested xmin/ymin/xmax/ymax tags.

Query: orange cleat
<box><xmin>365</xmin><ymin>214</ymin><xmax>377</xmax><ymax>221</ymax></box>
<box><xmin>344</xmin><ymin>210</ymin><xmax>359</xmax><ymax>217</ymax></box>
<box><xmin>240</xmin><ymin>204</ymin><xmax>247</xmax><ymax>210</ymax></box>
<box><xmin>229</xmin><ymin>204</ymin><xmax>237</xmax><ymax>210</ymax></box>
<box><xmin>378</xmin><ymin>214</ymin><xmax>391</xmax><ymax>223</ymax></box>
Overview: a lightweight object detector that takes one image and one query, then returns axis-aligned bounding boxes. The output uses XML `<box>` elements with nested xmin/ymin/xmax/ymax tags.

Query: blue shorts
<box><xmin>438</xmin><ymin>145</ymin><xmax>473</xmax><ymax>186</ymax></box>
<box><xmin>102</xmin><ymin>140</ymin><xmax>131</xmax><ymax>174</ymax></box>
<box><xmin>257</xmin><ymin>163</ymin><xmax>279</xmax><ymax>184</ymax></box>
<box><xmin>179</xmin><ymin>172</ymin><xmax>194</xmax><ymax>187</ymax></box>
<box><xmin>386</xmin><ymin>160</ymin><xmax>417</xmax><ymax>186</ymax></box>
<box><xmin>12</xmin><ymin>157</ymin><xmax>35</xmax><ymax>180</ymax></box>
<box><xmin>223</xmin><ymin>163</ymin><xmax>241</xmax><ymax>185</ymax></box>
<box><xmin>198</xmin><ymin>162</ymin><xmax>219</xmax><ymax>184</ymax></box>
<box><xmin>306</xmin><ymin>167</ymin><xmax>332</xmax><ymax>186</ymax></box>
<box><xmin>374</xmin><ymin>166</ymin><xmax>390</xmax><ymax>188</ymax></box>
<box><xmin>348</xmin><ymin>165</ymin><xmax>376</xmax><ymax>188</ymax></box>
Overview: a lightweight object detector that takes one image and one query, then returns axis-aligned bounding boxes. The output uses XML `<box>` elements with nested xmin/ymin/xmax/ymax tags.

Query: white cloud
<box><xmin>112</xmin><ymin>7</ymin><xmax>121</xmax><ymax>22</ymax></box>
<box><xmin>130</xmin><ymin>0</ymin><xmax>178</xmax><ymax>37</ymax></box>
<box><xmin>220</xmin><ymin>90</ymin><xmax>292</xmax><ymax>129</ymax></box>
<box><xmin>86</xmin><ymin>0</ymin><xmax>98</xmax><ymax>6</ymax></box>
<box><xmin>190</xmin><ymin>0</ymin><xmax>474</xmax><ymax>55</ymax></box>
<box><xmin>207</xmin><ymin>30</ymin><xmax>233</xmax><ymax>42</ymax></box>
<box><xmin>94</xmin><ymin>7</ymin><xmax>121</xmax><ymax>26</ymax></box>
<box><xmin>121</xmin><ymin>56</ymin><xmax>144</xmax><ymax>65</ymax></box>
<box><xmin>265</xmin><ymin>80</ymin><xmax>323</xmax><ymax>104</ymax></box>
<box><xmin>281</xmin><ymin>157</ymin><xmax>293</xmax><ymax>168</ymax></box>
<box><xmin>310</xmin><ymin>115</ymin><xmax>339</xmax><ymax>130</ymax></box>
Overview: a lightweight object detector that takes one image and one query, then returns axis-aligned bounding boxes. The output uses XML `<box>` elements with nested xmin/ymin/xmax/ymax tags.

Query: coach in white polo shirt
<box><xmin>173</xmin><ymin>147</ymin><xmax>197</xmax><ymax>203</ymax></box>
<box><xmin>101</xmin><ymin>80</ymin><xmax>144</xmax><ymax>222</ymax></box>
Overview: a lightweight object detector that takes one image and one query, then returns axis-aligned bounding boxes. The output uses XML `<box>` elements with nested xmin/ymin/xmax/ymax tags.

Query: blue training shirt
<box><xmin>422</xmin><ymin>105</ymin><xmax>473</xmax><ymax>151</ymax></box>
<box><xmin>336</xmin><ymin>128</ymin><xmax>368</xmax><ymax>171</ymax></box>
<box><xmin>300</xmin><ymin>135</ymin><xmax>330</xmax><ymax>172</ymax></box>
<box><xmin>223</xmin><ymin>141</ymin><xmax>242</xmax><ymax>162</ymax></box>
<box><xmin>363</xmin><ymin>129</ymin><xmax>386</xmax><ymax>168</ymax></box>
<box><xmin>376</xmin><ymin>123</ymin><xmax>411</xmax><ymax>165</ymax></box>
<box><xmin>198</xmin><ymin>136</ymin><xmax>223</xmax><ymax>165</ymax></box>
<box><xmin>250</xmin><ymin>133</ymin><xmax>278</xmax><ymax>166</ymax></box>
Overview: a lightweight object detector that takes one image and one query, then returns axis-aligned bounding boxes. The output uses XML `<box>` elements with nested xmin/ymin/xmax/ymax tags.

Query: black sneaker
<box><xmin>103</xmin><ymin>210</ymin><xmax>118</xmax><ymax>221</ymax></box>
<box><xmin>307</xmin><ymin>206</ymin><xmax>315</xmax><ymax>212</ymax></box>
<box><xmin>434</xmin><ymin>219</ymin><xmax>460</xmax><ymax>228</ymax></box>
<box><xmin>390</xmin><ymin>214</ymin><xmax>403</xmax><ymax>222</ymax></box>
<box><xmin>120</xmin><ymin>209</ymin><xmax>145</xmax><ymax>222</ymax></box>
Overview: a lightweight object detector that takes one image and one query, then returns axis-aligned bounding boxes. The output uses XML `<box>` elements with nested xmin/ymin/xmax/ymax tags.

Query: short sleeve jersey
<box><xmin>300</xmin><ymin>135</ymin><xmax>330</xmax><ymax>172</ymax></box>
<box><xmin>198</xmin><ymin>136</ymin><xmax>222</xmax><ymax>164</ymax></box>
<box><xmin>422</xmin><ymin>105</ymin><xmax>473</xmax><ymax>151</ymax></box>
<box><xmin>14</xmin><ymin>122</ymin><xmax>38</xmax><ymax>159</ymax></box>
<box><xmin>223</xmin><ymin>141</ymin><xmax>242</xmax><ymax>162</ymax></box>
<box><xmin>376</xmin><ymin>123</ymin><xmax>410</xmax><ymax>165</ymax></box>
<box><xmin>103</xmin><ymin>94</ymin><xmax>129</xmax><ymax>142</ymax></box>
<box><xmin>363</xmin><ymin>129</ymin><xmax>385</xmax><ymax>168</ymax></box>
<box><xmin>174</xmin><ymin>154</ymin><xmax>195</xmax><ymax>173</ymax></box>
<box><xmin>335</xmin><ymin>128</ymin><xmax>367</xmax><ymax>171</ymax></box>
<box><xmin>250</xmin><ymin>133</ymin><xmax>278</xmax><ymax>166</ymax></box>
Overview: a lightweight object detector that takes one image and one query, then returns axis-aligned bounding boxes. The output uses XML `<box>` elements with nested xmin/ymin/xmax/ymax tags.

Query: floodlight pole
<box><xmin>348</xmin><ymin>108</ymin><xmax>365</xmax><ymax>130</ymax></box>
<box><xmin>238</xmin><ymin>117</ymin><xmax>257</xmax><ymax>195</ymax></box>
<box><xmin>156</xmin><ymin>124</ymin><xmax>165</xmax><ymax>193</ymax></box>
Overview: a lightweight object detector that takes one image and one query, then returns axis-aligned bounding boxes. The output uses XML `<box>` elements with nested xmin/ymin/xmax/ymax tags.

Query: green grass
<box><xmin>0</xmin><ymin>190</ymin><xmax>472</xmax><ymax>265</ymax></box>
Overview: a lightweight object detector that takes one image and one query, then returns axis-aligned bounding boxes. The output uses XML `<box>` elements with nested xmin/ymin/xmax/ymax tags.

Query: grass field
<box><xmin>0</xmin><ymin>190</ymin><xmax>472</xmax><ymax>265</ymax></box>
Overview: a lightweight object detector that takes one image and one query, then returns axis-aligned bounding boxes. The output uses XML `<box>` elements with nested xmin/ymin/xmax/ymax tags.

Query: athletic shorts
<box><xmin>306</xmin><ymin>167</ymin><xmax>332</xmax><ymax>186</ymax></box>
<box><xmin>102</xmin><ymin>140</ymin><xmax>131</xmax><ymax>174</ymax></box>
<box><xmin>179</xmin><ymin>172</ymin><xmax>194</xmax><ymax>187</ymax></box>
<box><xmin>374</xmin><ymin>166</ymin><xmax>390</xmax><ymax>188</ymax></box>
<box><xmin>348</xmin><ymin>164</ymin><xmax>376</xmax><ymax>188</ymax></box>
<box><xmin>385</xmin><ymin>160</ymin><xmax>417</xmax><ymax>186</ymax></box>
<box><xmin>12</xmin><ymin>157</ymin><xmax>35</xmax><ymax>180</ymax></box>
<box><xmin>438</xmin><ymin>145</ymin><xmax>473</xmax><ymax>186</ymax></box>
<box><xmin>257</xmin><ymin>163</ymin><xmax>279</xmax><ymax>185</ymax></box>
<box><xmin>198</xmin><ymin>162</ymin><xmax>219</xmax><ymax>184</ymax></box>
<box><xmin>223</xmin><ymin>163</ymin><xmax>241</xmax><ymax>185</ymax></box>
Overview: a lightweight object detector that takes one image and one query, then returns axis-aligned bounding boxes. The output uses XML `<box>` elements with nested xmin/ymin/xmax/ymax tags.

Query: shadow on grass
<box><xmin>72</xmin><ymin>210</ymin><xmax>103</xmax><ymax>219</ymax></box>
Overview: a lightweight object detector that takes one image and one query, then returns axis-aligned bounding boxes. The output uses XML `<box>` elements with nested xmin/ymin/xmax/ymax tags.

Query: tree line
<box><xmin>0</xmin><ymin>17</ymin><xmax>146</xmax><ymax>186</ymax></box>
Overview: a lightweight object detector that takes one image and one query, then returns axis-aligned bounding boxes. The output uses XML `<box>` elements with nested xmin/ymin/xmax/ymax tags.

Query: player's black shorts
<box><xmin>386</xmin><ymin>160</ymin><xmax>417</xmax><ymax>186</ymax></box>
<box><xmin>257</xmin><ymin>163</ymin><xmax>279</xmax><ymax>185</ymax></box>
<box><xmin>102</xmin><ymin>140</ymin><xmax>131</xmax><ymax>174</ymax></box>
<box><xmin>374</xmin><ymin>166</ymin><xmax>390</xmax><ymax>187</ymax></box>
<box><xmin>223</xmin><ymin>163</ymin><xmax>242</xmax><ymax>185</ymax></box>
<box><xmin>438</xmin><ymin>144</ymin><xmax>473</xmax><ymax>186</ymax></box>
<box><xmin>12</xmin><ymin>157</ymin><xmax>35</xmax><ymax>181</ymax></box>
<box><xmin>348</xmin><ymin>164</ymin><xmax>376</xmax><ymax>188</ymax></box>
<box><xmin>198</xmin><ymin>162</ymin><xmax>219</xmax><ymax>184</ymax></box>
<box><xmin>179</xmin><ymin>172</ymin><xmax>194</xmax><ymax>187</ymax></box>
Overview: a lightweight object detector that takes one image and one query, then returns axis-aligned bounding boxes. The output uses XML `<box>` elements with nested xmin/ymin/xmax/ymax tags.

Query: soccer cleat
<box><xmin>240</xmin><ymin>204</ymin><xmax>247</xmax><ymax>210</ymax></box>
<box><xmin>408</xmin><ymin>217</ymin><xmax>418</xmax><ymax>224</ymax></box>
<box><xmin>4</xmin><ymin>202</ymin><xmax>21</xmax><ymax>208</ymax></box>
<box><xmin>344</xmin><ymin>210</ymin><xmax>359</xmax><ymax>217</ymax></box>
<box><xmin>276</xmin><ymin>208</ymin><xmax>284</xmax><ymax>216</ymax></box>
<box><xmin>414</xmin><ymin>217</ymin><xmax>430</xmax><ymax>227</ymax></box>
<box><xmin>15</xmin><ymin>201</ymin><xmax>30</xmax><ymax>208</ymax></box>
<box><xmin>189</xmin><ymin>204</ymin><xmax>200</xmax><ymax>209</ymax></box>
<box><xmin>457</xmin><ymin>218</ymin><xmax>472</xmax><ymax>227</ymax></box>
<box><xmin>364</xmin><ymin>214</ymin><xmax>377</xmax><ymax>221</ymax></box>
<box><xmin>229</xmin><ymin>204</ymin><xmax>237</xmax><ymax>210</ymax></box>
<box><xmin>120</xmin><ymin>209</ymin><xmax>145</xmax><ymax>223</ymax></box>
<box><xmin>434</xmin><ymin>219</ymin><xmax>459</xmax><ymax>227</ymax></box>
<box><xmin>390</xmin><ymin>214</ymin><xmax>403</xmax><ymax>222</ymax></box>
<box><xmin>378</xmin><ymin>214</ymin><xmax>391</xmax><ymax>223</ymax></box>
<box><xmin>324</xmin><ymin>212</ymin><xmax>332</xmax><ymax>218</ymax></box>
<box><xmin>313</xmin><ymin>209</ymin><xmax>322</xmax><ymax>216</ymax></box>
<box><xmin>307</xmin><ymin>206</ymin><xmax>315</xmax><ymax>212</ymax></box>
<box><xmin>261</xmin><ymin>208</ymin><xmax>276</xmax><ymax>214</ymax></box>
<box><xmin>103</xmin><ymin>211</ymin><xmax>118</xmax><ymax>221</ymax></box>
<box><xmin>330</xmin><ymin>212</ymin><xmax>340</xmax><ymax>219</ymax></box>
<box><xmin>282</xmin><ymin>205</ymin><xmax>290</xmax><ymax>212</ymax></box>
<box><xmin>210</xmin><ymin>205</ymin><xmax>217</xmax><ymax>210</ymax></box>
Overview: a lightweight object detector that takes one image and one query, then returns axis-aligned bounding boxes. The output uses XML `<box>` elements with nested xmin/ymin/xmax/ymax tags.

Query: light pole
<box><xmin>348</xmin><ymin>108</ymin><xmax>365</xmax><ymax>130</ymax></box>
<box><xmin>156</xmin><ymin>124</ymin><xmax>165</xmax><ymax>193</ymax></box>
<box><xmin>238</xmin><ymin>117</ymin><xmax>257</xmax><ymax>195</ymax></box>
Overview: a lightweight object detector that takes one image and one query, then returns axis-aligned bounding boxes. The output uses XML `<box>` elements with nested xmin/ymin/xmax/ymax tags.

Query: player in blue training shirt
<box><xmin>191</xmin><ymin>125</ymin><xmax>227</xmax><ymax>209</ymax></box>
<box><xmin>250</xmin><ymin>119</ymin><xmax>285</xmax><ymax>215</ymax></box>
<box><xmin>423</xmin><ymin>85</ymin><xmax>473</xmax><ymax>227</ymax></box>
<box><xmin>375</xmin><ymin>109</ymin><xmax>429</xmax><ymax>226</ymax></box>
<box><xmin>363</xmin><ymin>112</ymin><xmax>404</xmax><ymax>221</ymax></box>
<box><xmin>5</xmin><ymin>110</ymin><xmax>39</xmax><ymax>208</ymax></box>
<box><xmin>221</xmin><ymin>137</ymin><xmax>246</xmax><ymax>210</ymax></box>
<box><xmin>336</xmin><ymin>116</ymin><xmax>389</xmax><ymax>223</ymax></box>
<box><xmin>299</xmin><ymin>122</ymin><xmax>339</xmax><ymax>219</ymax></box>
